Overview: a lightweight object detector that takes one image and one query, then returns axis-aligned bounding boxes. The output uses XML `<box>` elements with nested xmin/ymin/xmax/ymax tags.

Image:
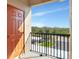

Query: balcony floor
<box><xmin>18</xmin><ymin>51</ymin><xmax>58</xmax><ymax>59</ymax></box>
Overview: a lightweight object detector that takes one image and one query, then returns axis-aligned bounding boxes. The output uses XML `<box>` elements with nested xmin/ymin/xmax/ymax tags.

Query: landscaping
<box><xmin>39</xmin><ymin>41</ymin><xmax>54</xmax><ymax>47</ymax></box>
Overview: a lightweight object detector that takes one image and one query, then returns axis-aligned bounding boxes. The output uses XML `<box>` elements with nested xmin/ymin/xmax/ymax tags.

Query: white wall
<box><xmin>25</xmin><ymin>7</ymin><xmax>32</xmax><ymax>52</ymax></box>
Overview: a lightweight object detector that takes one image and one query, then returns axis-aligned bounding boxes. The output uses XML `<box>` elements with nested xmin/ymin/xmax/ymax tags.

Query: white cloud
<box><xmin>32</xmin><ymin>22</ymin><xmax>45</xmax><ymax>27</ymax></box>
<box><xmin>32</xmin><ymin>6</ymin><xmax>69</xmax><ymax>16</ymax></box>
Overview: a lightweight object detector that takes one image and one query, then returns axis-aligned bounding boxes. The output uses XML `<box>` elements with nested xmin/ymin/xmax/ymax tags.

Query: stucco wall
<box><xmin>7</xmin><ymin>0</ymin><xmax>31</xmax><ymax>59</ymax></box>
<box><xmin>25</xmin><ymin>9</ymin><xmax>31</xmax><ymax>52</ymax></box>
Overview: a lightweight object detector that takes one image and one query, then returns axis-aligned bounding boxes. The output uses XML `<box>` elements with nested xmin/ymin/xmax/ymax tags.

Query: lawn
<box><xmin>39</xmin><ymin>41</ymin><xmax>54</xmax><ymax>47</ymax></box>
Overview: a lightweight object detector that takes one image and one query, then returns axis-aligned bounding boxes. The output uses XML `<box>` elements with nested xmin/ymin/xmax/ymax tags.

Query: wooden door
<box><xmin>7</xmin><ymin>4</ymin><xmax>24</xmax><ymax>59</ymax></box>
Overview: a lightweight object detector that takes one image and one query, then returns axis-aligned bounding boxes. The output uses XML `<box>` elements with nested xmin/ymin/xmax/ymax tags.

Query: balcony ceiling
<box><xmin>21</xmin><ymin>0</ymin><xmax>61</xmax><ymax>6</ymax></box>
<box><xmin>29</xmin><ymin>0</ymin><xmax>55</xmax><ymax>5</ymax></box>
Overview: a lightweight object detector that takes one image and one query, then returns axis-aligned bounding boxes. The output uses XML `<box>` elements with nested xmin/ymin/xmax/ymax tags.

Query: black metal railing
<box><xmin>30</xmin><ymin>33</ymin><xmax>70</xmax><ymax>59</ymax></box>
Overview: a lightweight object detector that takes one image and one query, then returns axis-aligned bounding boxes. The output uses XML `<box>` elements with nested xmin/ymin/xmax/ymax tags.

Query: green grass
<box><xmin>39</xmin><ymin>41</ymin><xmax>54</xmax><ymax>47</ymax></box>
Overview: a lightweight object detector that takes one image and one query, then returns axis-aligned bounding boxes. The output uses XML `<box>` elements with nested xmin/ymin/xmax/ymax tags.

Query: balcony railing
<box><xmin>30</xmin><ymin>33</ymin><xmax>70</xmax><ymax>59</ymax></box>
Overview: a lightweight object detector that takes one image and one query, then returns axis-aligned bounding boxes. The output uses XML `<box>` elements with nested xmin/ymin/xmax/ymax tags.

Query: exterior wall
<box><xmin>25</xmin><ymin>9</ymin><xmax>31</xmax><ymax>52</ymax></box>
<box><xmin>7</xmin><ymin>0</ymin><xmax>31</xmax><ymax>59</ymax></box>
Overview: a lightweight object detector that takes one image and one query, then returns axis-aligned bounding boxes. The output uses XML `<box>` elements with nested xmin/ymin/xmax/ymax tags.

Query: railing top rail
<box><xmin>31</xmin><ymin>32</ymin><xmax>70</xmax><ymax>36</ymax></box>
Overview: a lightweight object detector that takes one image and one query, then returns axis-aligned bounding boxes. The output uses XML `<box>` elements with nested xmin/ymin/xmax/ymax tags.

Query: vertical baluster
<box><xmin>37</xmin><ymin>33</ymin><xmax>38</xmax><ymax>52</ymax></box>
<box><xmin>38</xmin><ymin>33</ymin><xmax>39</xmax><ymax>53</ymax></box>
<box><xmin>31</xmin><ymin>33</ymin><xmax>33</xmax><ymax>50</ymax></box>
<box><xmin>56</xmin><ymin>35</ymin><xmax>58</xmax><ymax>58</ymax></box>
<box><xmin>43</xmin><ymin>33</ymin><xmax>44</xmax><ymax>54</ymax></box>
<box><xmin>63</xmin><ymin>36</ymin><xmax>65</xmax><ymax>59</ymax></box>
<box><xmin>67</xmin><ymin>35</ymin><xmax>69</xmax><ymax>59</ymax></box>
<box><xmin>38</xmin><ymin>33</ymin><xmax>39</xmax><ymax>52</ymax></box>
<box><xmin>30</xmin><ymin>33</ymin><xmax>32</xmax><ymax>51</ymax></box>
<box><xmin>66</xmin><ymin>35</ymin><xmax>68</xmax><ymax>59</ymax></box>
<box><xmin>45</xmin><ymin>33</ymin><xmax>47</xmax><ymax>54</ymax></box>
<box><xmin>65</xmin><ymin>35</ymin><xmax>68</xmax><ymax>59</ymax></box>
<box><xmin>35</xmin><ymin>33</ymin><xmax>37</xmax><ymax>52</ymax></box>
<box><xmin>61</xmin><ymin>35</ymin><xmax>64</xmax><ymax>59</ymax></box>
<box><xmin>33</xmin><ymin>33</ymin><xmax>34</xmax><ymax>51</ymax></box>
<box><xmin>35</xmin><ymin>33</ymin><xmax>36</xmax><ymax>52</ymax></box>
<box><xmin>41</xmin><ymin>34</ymin><xmax>43</xmax><ymax>53</ymax></box>
<box><xmin>32</xmin><ymin>34</ymin><xmax>35</xmax><ymax>51</ymax></box>
<box><xmin>44</xmin><ymin>33</ymin><xmax>45</xmax><ymax>54</ymax></box>
<box><xmin>32</xmin><ymin>33</ymin><xmax>34</xmax><ymax>50</ymax></box>
<box><xmin>45</xmin><ymin>33</ymin><xmax>46</xmax><ymax>54</ymax></box>
<box><xmin>36</xmin><ymin>33</ymin><xmax>37</xmax><ymax>52</ymax></box>
<box><xmin>40</xmin><ymin>33</ymin><xmax>43</xmax><ymax>53</ymax></box>
<box><xmin>54</xmin><ymin>34</ymin><xmax>56</xmax><ymax>57</ymax></box>
<box><xmin>48</xmin><ymin>34</ymin><xmax>49</xmax><ymax>55</ymax></box>
<box><xmin>60</xmin><ymin>35</ymin><xmax>61</xmax><ymax>59</ymax></box>
<box><xmin>31</xmin><ymin>33</ymin><xmax>32</xmax><ymax>51</ymax></box>
<box><xmin>50</xmin><ymin>34</ymin><xmax>52</xmax><ymax>56</ymax></box>
<box><xmin>40</xmin><ymin>33</ymin><xmax>41</xmax><ymax>53</ymax></box>
<box><xmin>38</xmin><ymin>33</ymin><xmax>41</xmax><ymax>52</ymax></box>
<box><xmin>34</xmin><ymin>33</ymin><xmax>35</xmax><ymax>51</ymax></box>
<box><xmin>39</xmin><ymin>33</ymin><xmax>42</xmax><ymax>52</ymax></box>
<box><xmin>61</xmin><ymin>36</ymin><xmax>64</xmax><ymax>59</ymax></box>
<box><xmin>43</xmin><ymin>34</ymin><xmax>45</xmax><ymax>53</ymax></box>
<box><xmin>46</xmin><ymin>33</ymin><xmax>47</xmax><ymax>55</ymax></box>
<box><xmin>53</xmin><ymin>34</ymin><xmax>55</xmax><ymax>57</ymax></box>
<box><xmin>44</xmin><ymin>33</ymin><xmax>46</xmax><ymax>54</ymax></box>
<box><xmin>55</xmin><ymin>35</ymin><xmax>56</xmax><ymax>57</ymax></box>
<box><xmin>49</xmin><ymin>34</ymin><xmax>51</xmax><ymax>55</ymax></box>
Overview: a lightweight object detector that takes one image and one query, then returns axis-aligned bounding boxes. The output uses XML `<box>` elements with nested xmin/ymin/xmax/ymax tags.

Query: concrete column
<box><xmin>68</xmin><ymin>0</ymin><xmax>72</xmax><ymax>59</ymax></box>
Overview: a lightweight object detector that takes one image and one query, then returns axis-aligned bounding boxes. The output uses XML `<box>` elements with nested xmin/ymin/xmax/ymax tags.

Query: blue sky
<box><xmin>32</xmin><ymin>0</ymin><xmax>69</xmax><ymax>28</ymax></box>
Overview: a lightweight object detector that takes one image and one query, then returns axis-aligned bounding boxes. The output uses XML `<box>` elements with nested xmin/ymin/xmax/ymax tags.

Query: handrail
<box><xmin>31</xmin><ymin>32</ymin><xmax>70</xmax><ymax>36</ymax></box>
